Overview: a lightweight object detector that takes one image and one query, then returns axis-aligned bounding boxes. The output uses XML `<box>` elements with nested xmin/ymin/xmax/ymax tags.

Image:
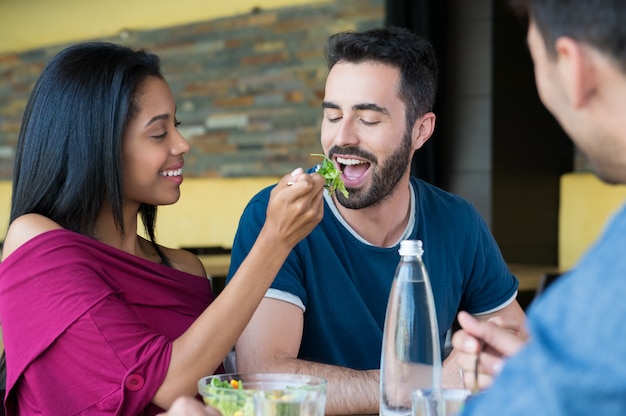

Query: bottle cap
<box><xmin>399</xmin><ymin>239</ymin><xmax>424</xmax><ymax>257</ymax></box>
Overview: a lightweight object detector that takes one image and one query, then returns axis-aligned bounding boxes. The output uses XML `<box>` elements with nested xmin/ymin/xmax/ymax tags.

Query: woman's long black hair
<box><xmin>10</xmin><ymin>42</ymin><xmax>166</xmax><ymax>259</ymax></box>
<box><xmin>2</xmin><ymin>42</ymin><xmax>178</xmax><ymax>401</ymax></box>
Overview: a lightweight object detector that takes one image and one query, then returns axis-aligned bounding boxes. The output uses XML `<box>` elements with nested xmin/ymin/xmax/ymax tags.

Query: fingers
<box><xmin>281</xmin><ymin>167</ymin><xmax>325</xmax><ymax>195</ymax></box>
<box><xmin>452</xmin><ymin>311</ymin><xmax>527</xmax><ymax>391</ymax></box>
<box><xmin>452</xmin><ymin>329</ymin><xmax>502</xmax><ymax>390</ymax></box>
<box><xmin>286</xmin><ymin>167</ymin><xmax>304</xmax><ymax>186</ymax></box>
<box><xmin>486</xmin><ymin>315</ymin><xmax>523</xmax><ymax>337</ymax></box>
<box><xmin>462</xmin><ymin>368</ymin><xmax>497</xmax><ymax>392</ymax></box>
<box><xmin>265</xmin><ymin>168</ymin><xmax>325</xmax><ymax>248</ymax></box>
<box><xmin>456</xmin><ymin>312</ymin><xmax>525</xmax><ymax>357</ymax></box>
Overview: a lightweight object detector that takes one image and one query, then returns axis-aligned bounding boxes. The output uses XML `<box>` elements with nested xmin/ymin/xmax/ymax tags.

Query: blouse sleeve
<box><xmin>0</xmin><ymin>232</ymin><xmax>172</xmax><ymax>414</ymax></box>
<box><xmin>17</xmin><ymin>294</ymin><xmax>172</xmax><ymax>415</ymax></box>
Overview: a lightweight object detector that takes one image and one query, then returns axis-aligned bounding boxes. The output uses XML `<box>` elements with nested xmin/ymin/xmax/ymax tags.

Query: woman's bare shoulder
<box><xmin>161</xmin><ymin>245</ymin><xmax>207</xmax><ymax>278</ymax></box>
<box><xmin>2</xmin><ymin>214</ymin><xmax>62</xmax><ymax>261</ymax></box>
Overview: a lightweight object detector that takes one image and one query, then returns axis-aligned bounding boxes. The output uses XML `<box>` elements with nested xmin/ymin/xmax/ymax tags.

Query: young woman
<box><xmin>0</xmin><ymin>42</ymin><xmax>325</xmax><ymax>415</ymax></box>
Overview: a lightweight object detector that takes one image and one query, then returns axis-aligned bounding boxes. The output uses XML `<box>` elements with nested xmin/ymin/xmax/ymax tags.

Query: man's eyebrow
<box><xmin>354</xmin><ymin>103</ymin><xmax>389</xmax><ymax>115</ymax></box>
<box><xmin>322</xmin><ymin>101</ymin><xmax>389</xmax><ymax>115</ymax></box>
<box><xmin>322</xmin><ymin>101</ymin><xmax>339</xmax><ymax>109</ymax></box>
<box><xmin>144</xmin><ymin>113</ymin><xmax>170</xmax><ymax>127</ymax></box>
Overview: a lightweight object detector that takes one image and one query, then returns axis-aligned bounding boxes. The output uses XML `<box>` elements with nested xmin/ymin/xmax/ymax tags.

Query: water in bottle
<box><xmin>380</xmin><ymin>240</ymin><xmax>441</xmax><ymax>416</ymax></box>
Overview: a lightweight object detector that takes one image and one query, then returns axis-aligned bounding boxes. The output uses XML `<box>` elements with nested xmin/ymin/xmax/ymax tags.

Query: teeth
<box><xmin>160</xmin><ymin>168</ymin><xmax>182</xmax><ymax>177</ymax></box>
<box><xmin>336</xmin><ymin>157</ymin><xmax>365</xmax><ymax>166</ymax></box>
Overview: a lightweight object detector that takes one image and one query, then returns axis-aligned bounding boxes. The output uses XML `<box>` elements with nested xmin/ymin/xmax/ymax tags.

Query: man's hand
<box><xmin>451</xmin><ymin>311</ymin><xmax>528</xmax><ymax>391</ymax></box>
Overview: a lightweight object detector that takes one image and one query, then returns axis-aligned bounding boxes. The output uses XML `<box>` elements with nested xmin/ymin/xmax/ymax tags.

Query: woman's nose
<box><xmin>172</xmin><ymin>130</ymin><xmax>190</xmax><ymax>155</ymax></box>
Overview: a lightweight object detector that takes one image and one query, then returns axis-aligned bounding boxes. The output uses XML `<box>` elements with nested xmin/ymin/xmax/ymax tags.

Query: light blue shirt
<box><xmin>463</xmin><ymin>203</ymin><xmax>626</xmax><ymax>415</ymax></box>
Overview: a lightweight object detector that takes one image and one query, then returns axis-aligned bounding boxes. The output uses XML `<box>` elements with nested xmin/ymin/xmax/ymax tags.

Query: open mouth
<box><xmin>336</xmin><ymin>156</ymin><xmax>370</xmax><ymax>183</ymax></box>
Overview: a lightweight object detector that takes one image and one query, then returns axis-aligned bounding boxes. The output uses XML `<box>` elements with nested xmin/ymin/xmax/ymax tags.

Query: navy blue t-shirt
<box><xmin>227</xmin><ymin>176</ymin><xmax>518</xmax><ymax>370</ymax></box>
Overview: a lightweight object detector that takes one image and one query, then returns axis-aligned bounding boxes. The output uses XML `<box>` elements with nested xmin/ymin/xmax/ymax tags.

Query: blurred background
<box><xmin>0</xmin><ymin>0</ymin><xmax>584</xmax><ymax>274</ymax></box>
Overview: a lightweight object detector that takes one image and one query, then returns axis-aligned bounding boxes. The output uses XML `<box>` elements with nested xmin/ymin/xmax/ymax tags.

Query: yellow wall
<box><xmin>0</xmin><ymin>0</ymin><xmax>326</xmax><ymax>54</ymax></box>
<box><xmin>143</xmin><ymin>177</ymin><xmax>279</xmax><ymax>250</ymax></box>
<box><xmin>559</xmin><ymin>173</ymin><xmax>626</xmax><ymax>270</ymax></box>
<box><xmin>0</xmin><ymin>181</ymin><xmax>10</xmax><ymax>241</ymax></box>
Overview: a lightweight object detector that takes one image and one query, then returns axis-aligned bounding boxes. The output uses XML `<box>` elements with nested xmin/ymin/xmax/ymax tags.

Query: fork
<box><xmin>472</xmin><ymin>341</ymin><xmax>483</xmax><ymax>394</ymax></box>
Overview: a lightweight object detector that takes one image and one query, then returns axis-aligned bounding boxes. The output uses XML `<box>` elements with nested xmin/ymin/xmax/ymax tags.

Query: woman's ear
<box><xmin>555</xmin><ymin>36</ymin><xmax>597</xmax><ymax>109</ymax></box>
<box><xmin>411</xmin><ymin>111</ymin><xmax>436</xmax><ymax>150</ymax></box>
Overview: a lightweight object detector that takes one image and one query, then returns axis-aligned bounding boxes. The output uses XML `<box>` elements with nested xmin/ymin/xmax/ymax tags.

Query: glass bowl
<box><xmin>198</xmin><ymin>372</ymin><xmax>327</xmax><ymax>416</ymax></box>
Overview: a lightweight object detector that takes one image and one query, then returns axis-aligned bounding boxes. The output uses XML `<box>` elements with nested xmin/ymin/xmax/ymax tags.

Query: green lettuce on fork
<box><xmin>311</xmin><ymin>154</ymin><xmax>349</xmax><ymax>198</ymax></box>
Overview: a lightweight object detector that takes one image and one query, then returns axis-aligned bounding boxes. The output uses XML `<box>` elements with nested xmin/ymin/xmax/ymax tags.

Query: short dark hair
<box><xmin>508</xmin><ymin>0</ymin><xmax>626</xmax><ymax>72</ymax></box>
<box><xmin>11</xmin><ymin>42</ymin><xmax>163</xmax><ymax>241</ymax></box>
<box><xmin>325</xmin><ymin>26</ymin><xmax>438</xmax><ymax>129</ymax></box>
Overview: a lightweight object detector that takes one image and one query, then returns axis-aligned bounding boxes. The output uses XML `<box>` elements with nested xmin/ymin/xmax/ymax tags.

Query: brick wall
<box><xmin>0</xmin><ymin>0</ymin><xmax>384</xmax><ymax>180</ymax></box>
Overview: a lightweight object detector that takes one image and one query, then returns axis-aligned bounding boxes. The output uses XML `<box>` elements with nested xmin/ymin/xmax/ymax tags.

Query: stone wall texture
<box><xmin>0</xmin><ymin>0</ymin><xmax>384</xmax><ymax>180</ymax></box>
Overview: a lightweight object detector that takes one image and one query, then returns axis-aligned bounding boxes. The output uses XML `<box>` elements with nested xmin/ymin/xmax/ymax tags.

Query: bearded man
<box><xmin>226</xmin><ymin>26</ymin><xmax>527</xmax><ymax>416</ymax></box>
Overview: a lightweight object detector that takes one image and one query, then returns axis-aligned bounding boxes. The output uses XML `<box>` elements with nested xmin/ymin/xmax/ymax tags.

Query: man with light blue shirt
<box><xmin>452</xmin><ymin>1</ymin><xmax>626</xmax><ymax>414</ymax></box>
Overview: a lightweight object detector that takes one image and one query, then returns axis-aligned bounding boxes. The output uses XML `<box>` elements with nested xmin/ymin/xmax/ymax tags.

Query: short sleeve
<box><xmin>459</xmin><ymin>207</ymin><xmax>519</xmax><ymax>314</ymax></box>
<box><xmin>228</xmin><ymin>186</ymin><xmax>272</xmax><ymax>281</ymax></box>
<box><xmin>15</xmin><ymin>292</ymin><xmax>172</xmax><ymax>414</ymax></box>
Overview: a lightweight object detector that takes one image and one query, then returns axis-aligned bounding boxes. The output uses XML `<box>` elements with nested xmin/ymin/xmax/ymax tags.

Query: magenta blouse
<box><xmin>0</xmin><ymin>229</ymin><xmax>221</xmax><ymax>415</ymax></box>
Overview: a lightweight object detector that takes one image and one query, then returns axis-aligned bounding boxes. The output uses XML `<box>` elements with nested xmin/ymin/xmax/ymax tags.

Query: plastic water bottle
<box><xmin>380</xmin><ymin>240</ymin><xmax>442</xmax><ymax>416</ymax></box>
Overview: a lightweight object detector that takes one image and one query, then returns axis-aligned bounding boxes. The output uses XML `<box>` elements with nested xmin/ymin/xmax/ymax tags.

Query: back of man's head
<box><xmin>509</xmin><ymin>0</ymin><xmax>626</xmax><ymax>73</ymax></box>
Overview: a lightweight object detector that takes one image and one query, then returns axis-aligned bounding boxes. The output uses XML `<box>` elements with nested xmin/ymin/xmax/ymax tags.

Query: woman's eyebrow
<box><xmin>144</xmin><ymin>113</ymin><xmax>170</xmax><ymax>127</ymax></box>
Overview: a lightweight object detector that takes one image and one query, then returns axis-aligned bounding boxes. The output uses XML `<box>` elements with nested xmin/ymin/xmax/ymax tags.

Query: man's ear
<box><xmin>555</xmin><ymin>36</ymin><xmax>597</xmax><ymax>109</ymax></box>
<box><xmin>411</xmin><ymin>111</ymin><xmax>436</xmax><ymax>150</ymax></box>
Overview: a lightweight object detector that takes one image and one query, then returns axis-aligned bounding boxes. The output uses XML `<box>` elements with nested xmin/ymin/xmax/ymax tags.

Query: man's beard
<box><xmin>333</xmin><ymin>129</ymin><xmax>412</xmax><ymax>210</ymax></box>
